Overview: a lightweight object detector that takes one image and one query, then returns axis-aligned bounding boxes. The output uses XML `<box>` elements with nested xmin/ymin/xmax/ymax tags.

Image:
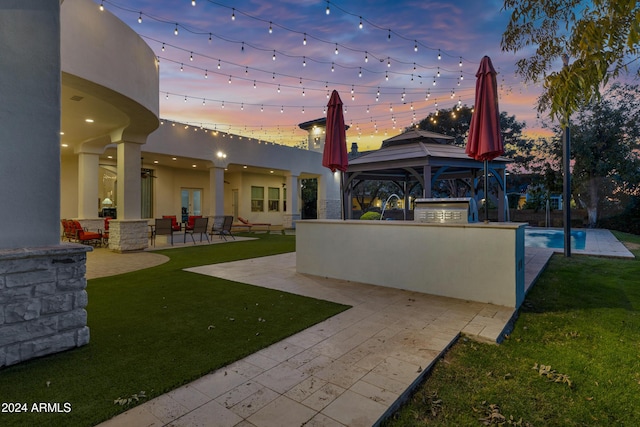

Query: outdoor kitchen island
<box><xmin>296</xmin><ymin>220</ymin><xmax>527</xmax><ymax>309</ymax></box>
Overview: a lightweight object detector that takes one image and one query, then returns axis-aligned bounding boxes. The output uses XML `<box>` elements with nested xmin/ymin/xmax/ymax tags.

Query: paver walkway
<box><xmin>96</xmin><ymin>247</ymin><xmax>552</xmax><ymax>427</ymax></box>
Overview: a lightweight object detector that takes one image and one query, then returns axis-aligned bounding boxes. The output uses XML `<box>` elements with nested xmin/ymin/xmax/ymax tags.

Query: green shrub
<box><xmin>360</xmin><ymin>211</ymin><xmax>381</xmax><ymax>220</ymax></box>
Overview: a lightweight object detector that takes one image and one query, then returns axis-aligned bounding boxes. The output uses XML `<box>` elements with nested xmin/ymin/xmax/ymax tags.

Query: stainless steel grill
<box><xmin>414</xmin><ymin>198</ymin><xmax>478</xmax><ymax>224</ymax></box>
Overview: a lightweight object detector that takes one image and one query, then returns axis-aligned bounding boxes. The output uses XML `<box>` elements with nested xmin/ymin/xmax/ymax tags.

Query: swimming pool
<box><xmin>524</xmin><ymin>228</ymin><xmax>587</xmax><ymax>250</ymax></box>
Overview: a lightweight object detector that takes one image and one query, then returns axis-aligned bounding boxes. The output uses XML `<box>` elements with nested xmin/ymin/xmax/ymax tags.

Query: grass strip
<box><xmin>384</xmin><ymin>231</ymin><xmax>640</xmax><ymax>426</ymax></box>
<box><xmin>0</xmin><ymin>234</ymin><xmax>349</xmax><ymax>427</ymax></box>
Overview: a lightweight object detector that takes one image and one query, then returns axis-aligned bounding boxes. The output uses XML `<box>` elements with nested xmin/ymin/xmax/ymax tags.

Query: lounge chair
<box><xmin>234</xmin><ymin>216</ymin><xmax>271</xmax><ymax>233</ymax></box>
<box><xmin>70</xmin><ymin>220</ymin><xmax>103</xmax><ymax>246</ymax></box>
<box><xmin>184</xmin><ymin>217</ymin><xmax>209</xmax><ymax>244</ymax></box>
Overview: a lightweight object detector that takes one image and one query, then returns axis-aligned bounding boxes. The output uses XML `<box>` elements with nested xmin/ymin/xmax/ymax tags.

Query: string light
<box><xmin>302</xmin><ymin>57</ymin><xmax>306</xmax><ymax>67</ymax></box>
<box><xmin>438</xmin><ymin>49</ymin><xmax>441</xmax><ymax>60</ymax></box>
<box><xmin>180</xmin><ymin>63</ymin><xmax>183</xmax><ymax>71</ymax></box>
<box><xmin>189</xmin><ymin>52</ymin><xmax>193</xmax><ymax>61</ymax></box>
<box><xmin>325</xmin><ymin>1</ymin><xmax>330</xmax><ymax>15</ymax></box>
<box><xmin>191</xmin><ymin>0</ymin><xmax>196</xmax><ymax>6</ymax></box>
<box><xmin>335</xmin><ymin>44</ymin><xmax>339</xmax><ymax>55</ymax></box>
<box><xmin>303</xmin><ymin>33</ymin><xmax>307</xmax><ymax>45</ymax></box>
<box><xmin>231</xmin><ymin>8</ymin><xmax>235</xmax><ymax>20</ymax></box>
<box><xmin>174</xmin><ymin>24</ymin><xmax>178</xmax><ymax>35</ymax></box>
<box><xmin>459</xmin><ymin>57</ymin><xmax>463</xmax><ymax>67</ymax></box>
<box><xmin>414</xmin><ymin>40</ymin><xmax>418</xmax><ymax>52</ymax></box>
<box><xmin>138</xmin><ymin>12</ymin><xmax>142</xmax><ymax>24</ymax></box>
<box><xmin>269</xmin><ymin>22</ymin><xmax>273</xmax><ymax>34</ymax></box>
<box><xmin>204</xmin><ymin>70</ymin><xmax>208</xmax><ymax>78</ymax></box>
<box><xmin>359</xmin><ymin>17</ymin><xmax>363</xmax><ymax>29</ymax></box>
<box><xmin>272</xmin><ymin>50</ymin><xmax>276</xmax><ymax>61</ymax></box>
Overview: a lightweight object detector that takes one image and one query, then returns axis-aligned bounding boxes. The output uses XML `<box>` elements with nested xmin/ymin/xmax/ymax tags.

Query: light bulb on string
<box><xmin>303</xmin><ymin>33</ymin><xmax>307</xmax><ymax>45</ymax></box>
<box><xmin>138</xmin><ymin>12</ymin><xmax>142</xmax><ymax>24</ymax></box>
<box><xmin>303</xmin><ymin>57</ymin><xmax>306</xmax><ymax>67</ymax></box>
<box><xmin>231</xmin><ymin>8</ymin><xmax>235</xmax><ymax>20</ymax></box>
<box><xmin>190</xmin><ymin>52</ymin><xmax>193</xmax><ymax>61</ymax></box>
<box><xmin>221</xmin><ymin>101</ymin><xmax>225</xmax><ymax>109</ymax></box>
<box><xmin>208</xmin><ymin>33</ymin><xmax>212</xmax><ymax>43</ymax></box>
<box><xmin>459</xmin><ymin>57</ymin><xmax>463</xmax><ymax>67</ymax></box>
<box><xmin>180</xmin><ymin>63</ymin><xmax>183</xmax><ymax>72</ymax></box>
<box><xmin>272</xmin><ymin>50</ymin><xmax>276</xmax><ymax>61</ymax></box>
<box><xmin>217</xmin><ymin>60</ymin><xmax>221</xmax><ymax>69</ymax></box>
<box><xmin>364</xmin><ymin>52</ymin><xmax>368</xmax><ymax>62</ymax></box>
<box><xmin>253</xmin><ymin>80</ymin><xmax>256</xmax><ymax>88</ymax></box>
<box><xmin>335</xmin><ymin>44</ymin><xmax>339</xmax><ymax>55</ymax></box>
<box><xmin>359</xmin><ymin>17</ymin><xmax>363</xmax><ymax>29</ymax></box>
<box><xmin>192</xmin><ymin>0</ymin><xmax>196</xmax><ymax>6</ymax></box>
<box><xmin>269</xmin><ymin>22</ymin><xmax>272</xmax><ymax>33</ymax></box>
<box><xmin>387</xmin><ymin>58</ymin><xmax>391</xmax><ymax>67</ymax></box>
<box><xmin>204</xmin><ymin>70</ymin><xmax>208</xmax><ymax>79</ymax></box>
<box><xmin>184</xmin><ymin>96</ymin><xmax>187</xmax><ymax>103</ymax></box>
<box><xmin>433</xmin><ymin>77</ymin><xmax>436</xmax><ymax>86</ymax></box>
<box><xmin>277</xmin><ymin>85</ymin><xmax>280</xmax><ymax>93</ymax></box>
<box><xmin>202</xmin><ymin>98</ymin><xmax>205</xmax><ymax>106</ymax></box>
<box><xmin>99</xmin><ymin>1</ymin><xmax>104</xmax><ymax>11</ymax></box>
<box><xmin>241</xmin><ymin>103</ymin><xmax>244</xmax><ymax>110</ymax></box>
<box><xmin>388</xmin><ymin>29</ymin><xmax>391</xmax><ymax>41</ymax></box>
<box><xmin>281</xmin><ymin>106</ymin><xmax>284</xmax><ymax>113</ymax></box>
<box><xmin>174</xmin><ymin>24</ymin><xmax>179</xmax><ymax>35</ymax></box>
<box><xmin>438</xmin><ymin>49</ymin><xmax>441</xmax><ymax>60</ymax></box>
<box><xmin>414</xmin><ymin>41</ymin><xmax>418</xmax><ymax>52</ymax></box>
<box><xmin>460</xmin><ymin>73</ymin><xmax>464</xmax><ymax>80</ymax></box>
<box><xmin>358</xmin><ymin>67</ymin><xmax>362</xmax><ymax>78</ymax></box>
<box><xmin>331</xmin><ymin>62</ymin><xmax>335</xmax><ymax>72</ymax></box>
<box><xmin>161</xmin><ymin>43</ymin><xmax>165</xmax><ymax>52</ymax></box>
<box><xmin>228</xmin><ymin>75</ymin><xmax>231</xmax><ymax>84</ymax></box>
<box><xmin>437</xmin><ymin>67</ymin><xmax>440</xmax><ymax>77</ymax></box>
<box><xmin>385</xmin><ymin>71</ymin><xmax>388</xmax><ymax>81</ymax></box>
<box><xmin>325</xmin><ymin>1</ymin><xmax>330</xmax><ymax>15</ymax></box>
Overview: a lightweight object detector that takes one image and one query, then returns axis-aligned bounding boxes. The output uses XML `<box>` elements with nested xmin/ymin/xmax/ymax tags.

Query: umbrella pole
<box><xmin>340</xmin><ymin>172</ymin><xmax>345</xmax><ymax>220</ymax></box>
<box><xmin>484</xmin><ymin>159</ymin><xmax>489</xmax><ymax>223</ymax></box>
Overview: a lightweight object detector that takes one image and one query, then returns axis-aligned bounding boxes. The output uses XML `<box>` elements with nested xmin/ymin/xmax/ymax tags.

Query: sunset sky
<box><xmin>96</xmin><ymin>0</ymin><xmax>552</xmax><ymax>150</ymax></box>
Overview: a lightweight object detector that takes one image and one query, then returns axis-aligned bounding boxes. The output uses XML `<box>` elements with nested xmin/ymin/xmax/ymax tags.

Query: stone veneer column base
<box><xmin>318</xmin><ymin>199</ymin><xmax>342</xmax><ymax>220</ymax></box>
<box><xmin>108</xmin><ymin>220</ymin><xmax>149</xmax><ymax>252</ymax></box>
<box><xmin>0</xmin><ymin>243</ymin><xmax>91</xmax><ymax>367</ymax></box>
<box><xmin>283</xmin><ymin>214</ymin><xmax>301</xmax><ymax>229</ymax></box>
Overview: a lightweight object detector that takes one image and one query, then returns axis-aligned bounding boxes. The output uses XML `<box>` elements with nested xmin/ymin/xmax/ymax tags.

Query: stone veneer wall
<box><xmin>108</xmin><ymin>220</ymin><xmax>149</xmax><ymax>252</ymax></box>
<box><xmin>0</xmin><ymin>244</ymin><xmax>91</xmax><ymax>368</ymax></box>
<box><xmin>318</xmin><ymin>198</ymin><xmax>342</xmax><ymax>220</ymax></box>
<box><xmin>283</xmin><ymin>214</ymin><xmax>301</xmax><ymax>229</ymax></box>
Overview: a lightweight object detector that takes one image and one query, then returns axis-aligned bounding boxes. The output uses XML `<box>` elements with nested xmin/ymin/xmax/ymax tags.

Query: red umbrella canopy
<box><xmin>323</xmin><ymin>90</ymin><xmax>348</xmax><ymax>173</ymax></box>
<box><xmin>466</xmin><ymin>56</ymin><xmax>504</xmax><ymax>161</ymax></box>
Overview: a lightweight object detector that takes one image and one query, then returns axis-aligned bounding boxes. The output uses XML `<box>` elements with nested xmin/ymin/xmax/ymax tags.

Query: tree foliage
<box><xmin>501</xmin><ymin>0</ymin><xmax>640</xmax><ymax>121</ymax></box>
<box><xmin>538</xmin><ymin>83</ymin><xmax>640</xmax><ymax>226</ymax></box>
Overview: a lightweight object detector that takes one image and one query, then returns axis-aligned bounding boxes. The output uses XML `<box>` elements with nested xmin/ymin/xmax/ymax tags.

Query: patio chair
<box><xmin>213</xmin><ymin>215</ymin><xmax>235</xmax><ymax>241</ymax></box>
<box><xmin>151</xmin><ymin>218</ymin><xmax>174</xmax><ymax>246</ymax></box>
<box><xmin>184</xmin><ymin>217</ymin><xmax>210</xmax><ymax>244</ymax></box>
<box><xmin>71</xmin><ymin>220</ymin><xmax>103</xmax><ymax>246</ymax></box>
<box><xmin>162</xmin><ymin>215</ymin><xmax>182</xmax><ymax>232</ymax></box>
<box><xmin>184</xmin><ymin>215</ymin><xmax>202</xmax><ymax>232</ymax></box>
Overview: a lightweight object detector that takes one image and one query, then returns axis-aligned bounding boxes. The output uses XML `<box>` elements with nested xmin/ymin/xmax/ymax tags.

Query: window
<box><xmin>268</xmin><ymin>187</ymin><xmax>280</xmax><ymax>212</ymax></box>
<box><xmin>251</xmin><ymin>186</ymin><xmax>264</xmax><ymax>212</ymax></box>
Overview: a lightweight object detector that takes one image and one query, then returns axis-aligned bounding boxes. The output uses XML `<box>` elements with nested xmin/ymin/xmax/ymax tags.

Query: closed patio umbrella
<box><xmin>323</xmin><ymin>90</ymin><xmax>348</xmax><ymax>218</ymax></box>
<box><xmin>466</xmin><ymin>56</ymin><xmax>504</xmax><ymax>222</ymax></box>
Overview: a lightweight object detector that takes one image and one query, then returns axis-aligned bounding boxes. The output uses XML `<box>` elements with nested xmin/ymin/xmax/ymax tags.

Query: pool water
<box><xmin>524</xmin><ymin>228</ymin><xmax>587</xmax><ymax>250</ymax></box>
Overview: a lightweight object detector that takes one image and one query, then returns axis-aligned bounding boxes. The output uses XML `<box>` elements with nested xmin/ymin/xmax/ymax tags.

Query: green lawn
<box><xmin>384</xmin><ymin>231</ymin><xmax>640</xmax><ymax>426</ymax></box>
<box><xmin>0</xmin><ymin>234</ymin><xmax>349</xmax><ymax>427</ymax></box>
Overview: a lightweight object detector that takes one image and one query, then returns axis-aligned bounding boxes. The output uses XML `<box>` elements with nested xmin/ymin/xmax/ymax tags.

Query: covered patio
<box><xmin>344</xmin><ymin>129</ymin><xmax>511</xmax><ymax>221</ymax></box>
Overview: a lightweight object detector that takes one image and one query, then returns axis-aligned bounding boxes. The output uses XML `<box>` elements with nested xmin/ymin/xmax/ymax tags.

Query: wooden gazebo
<box><xmin>344</xmin><ymin>129</ymin><xmax>511</xmax><ymax>220</ymax></box>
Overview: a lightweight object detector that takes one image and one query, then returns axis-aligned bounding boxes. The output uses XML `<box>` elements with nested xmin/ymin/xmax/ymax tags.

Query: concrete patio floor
<box><xmin>92</xmin><ymin>228</ymin><xmax>632</xmax><ymax>427</ymax></box>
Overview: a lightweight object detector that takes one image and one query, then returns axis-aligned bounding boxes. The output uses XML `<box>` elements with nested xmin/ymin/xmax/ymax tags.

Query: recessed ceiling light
<box><xmin>61</xmin><ymin>143</ymin><xmax>68</xmax><ymax>148</ymax></box>
<box><xmin>172</xmin><ymin>157</ymin><xmax>177</xmax><ymax>161</ymax></box>
<box><xmin>192</xmin><ymin>164</ymin><xmax>197</xmax><ymax>168</ymax></box>
<box><xmin>270</xmin><ymin>170</ymin><xmax>274</xmax><ymax>173</ymax></box>
<box><xmin>153</xmin><ymin>160</ymin><xmax>159</xmax><ymax>164</ymax></box>
<box><xmin>243</xmin><ymin>165</ymin><xmax>248</xmax><ymax>168</ymax></box>
<box><xmin>60</xmin><ymin>131</ymin><xmax>65</xmax><ymax>135</ymax></box>
<box><xmin>107</xmin><ymin>155</ymin><xmax>113</xmax><ymax>159</ymax></box>
<box><xmin>85</xmin><ymin>118</ymin><xmax>94</xmax><ymax>123</ymax></box>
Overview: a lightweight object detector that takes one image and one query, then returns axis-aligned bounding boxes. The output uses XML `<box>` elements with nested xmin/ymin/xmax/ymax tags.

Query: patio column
<box><xmin>77</xmin><ymin>151</ymin><xmax>100</xmax><ymax>219</ymax></box>
<box><xmin>209</xmin><ymin>166</ymin><xmax>225</xmax><ymax>217</ymax></box>
<box><xmin>109</xmin><ymin>140</ymin><xmax>147</xmax><ymax>252</ymax></box>
<box><xmin>284</xmin><ymin>174</ymin><xmax>300</xmax><ymax>228</ymax></box>
<box><xmin>0</xmin><ymin>0</ymin><xmax>90</xmax><ymax>368</ymax></box>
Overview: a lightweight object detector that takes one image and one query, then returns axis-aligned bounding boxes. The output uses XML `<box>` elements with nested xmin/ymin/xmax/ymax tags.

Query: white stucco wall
<box><xmin>61</xmin><ymin>0</ymin><xmax>158</xmax><ymax>119</ymax></box>
<box><xmin>297</xmin><ymin>220</ymin><xmax>526</xmax><ymax>308</ymax></box>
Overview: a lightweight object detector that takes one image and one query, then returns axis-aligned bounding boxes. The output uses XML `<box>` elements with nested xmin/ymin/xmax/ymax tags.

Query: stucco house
<box><xmin>0</xmin><ymin>0</ymin><xmax>339</xmax><ymax>367</ymax></box>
